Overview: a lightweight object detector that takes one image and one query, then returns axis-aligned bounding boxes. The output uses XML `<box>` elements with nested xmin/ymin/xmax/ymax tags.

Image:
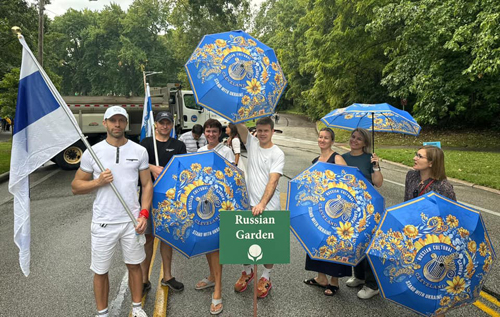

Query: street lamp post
<box><xmin>38</xmin><ymin>0</ymin><xmax>44</xmax><ymax>66</ymax></box>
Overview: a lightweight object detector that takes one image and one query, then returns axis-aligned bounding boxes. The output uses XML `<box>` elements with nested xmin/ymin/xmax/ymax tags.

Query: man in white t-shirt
<box><xmin>179</xmin><ymin>124</ymin><xmax>207</xmax><ymax>153</ymax></box>
<box><xmin>71</xmin><ymin>106</ymin><xmax>153</xmax><ymax>317</ymax></box>
<box><xmin>195</xmin><ymin>118</ymin><xmax>233</xmax><ymax>315</ymax></box>
<box><xmin>235</xmin><ymin>116</ymin><xmax>285</xmax><ymax>299</ymax></box>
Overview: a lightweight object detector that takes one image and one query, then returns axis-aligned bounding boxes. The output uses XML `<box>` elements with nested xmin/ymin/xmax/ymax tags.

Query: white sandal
<box><xmin>195</xmin><ymin>277</ymin><xmax>215</xmax><ymax>290</ymax></box>
<box><xmin>210</xmin><ymin>294</ymin><xmax>223</xmax><ymax>315</ymax></box>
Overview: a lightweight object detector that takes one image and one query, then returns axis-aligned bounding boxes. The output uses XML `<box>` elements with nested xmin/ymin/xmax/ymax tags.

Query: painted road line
<box><xmin>384</xmin><ymin>179</ymin><xmax>500</xmax><ymax>217</ymax></box>
<box><xmin>129</xmin><ymin>238</ymin><xmax>160</xmax><ymax>317</ymax></box>
<box><xmin>474</xmin><ymin>300</ymin><xmax>500</xmax><ymax>317</ymax></box>
<box><xmin>153</xmin><ymin>263</ymin><xmax>168</xmax><ymax>317</ymax></box>
<box><xmin>482</xmin><ymin>291</ymin><xmax>500</xmax><ymax>308</ymax></box>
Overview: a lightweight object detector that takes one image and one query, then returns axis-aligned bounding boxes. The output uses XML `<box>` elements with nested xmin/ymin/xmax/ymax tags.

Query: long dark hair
<box><xmin>227</xmin><ymin>123</ymin><xmax>239</xmax><ymax>138</ymax></box>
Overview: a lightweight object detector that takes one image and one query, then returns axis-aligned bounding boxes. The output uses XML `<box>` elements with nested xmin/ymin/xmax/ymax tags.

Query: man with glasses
<box><xmin>179</xmin><ymin>124</ymin><xmax>207</xmax><ymax>153</ymax></box>
<box><xmin>140</xmin><ymin>111</ymin><xmax>187</xmax><ymax>294</ymax></box>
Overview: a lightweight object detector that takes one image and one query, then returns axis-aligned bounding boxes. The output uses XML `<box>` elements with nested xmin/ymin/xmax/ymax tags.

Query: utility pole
<box><xmin>38</xmin><ymin>0</ymin><xmax>44</xmax><ymax>66</ymax></box>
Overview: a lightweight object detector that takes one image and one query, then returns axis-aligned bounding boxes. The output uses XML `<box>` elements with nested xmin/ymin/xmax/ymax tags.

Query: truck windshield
<box><xmin>184</xmin><ymin>94</ymin><xmax>202</xmax><ymax>110</ymax></box>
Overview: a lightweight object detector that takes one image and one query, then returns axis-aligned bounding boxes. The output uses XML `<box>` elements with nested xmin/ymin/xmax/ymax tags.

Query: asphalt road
<box><xmin>0</xmin><ymin>113</ymin><xmax>498</xmax><ymax>316</ymax></box>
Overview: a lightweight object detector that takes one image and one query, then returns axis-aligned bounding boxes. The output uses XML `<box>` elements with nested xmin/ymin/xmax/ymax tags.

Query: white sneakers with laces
<box><xmin>357</xmin><ymin>285</ymin><xmax>380</xmax><ymax>299</ymax></box>
<box><xmin>345</xmin><ymin>277</ymin><xmax>365</xmax><ymax>287</ymax></box>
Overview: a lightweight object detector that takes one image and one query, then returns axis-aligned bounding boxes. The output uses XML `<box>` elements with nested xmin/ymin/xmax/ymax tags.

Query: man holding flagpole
<box><xmin>72</xmin><ymin>106</ymin><xmax>153</xmax><ymax>317</ymax></box>
<box><xmin>140</xmin><ymin>111</ymin><xmax>186</xmax><ymax>294</ymax></box>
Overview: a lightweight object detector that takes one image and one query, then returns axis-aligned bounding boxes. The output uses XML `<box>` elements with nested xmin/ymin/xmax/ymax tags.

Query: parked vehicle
<box><xmin>56</xmin><ymin>83</ymin><xmax>230</xmax><ymax>170</ymax></box>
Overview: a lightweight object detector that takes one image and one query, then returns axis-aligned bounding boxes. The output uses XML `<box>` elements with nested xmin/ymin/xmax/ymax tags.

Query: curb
<box><xmin>0</xmin><ymin>171</ymin><xmax>8</xmax><ymax>184</ymax></box>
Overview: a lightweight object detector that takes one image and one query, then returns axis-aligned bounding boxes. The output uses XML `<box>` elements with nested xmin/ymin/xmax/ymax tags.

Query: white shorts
<box><xmin>90</xmin><ymin>222</ymin><xmax>146</xmax><ymax>274</ymax></box>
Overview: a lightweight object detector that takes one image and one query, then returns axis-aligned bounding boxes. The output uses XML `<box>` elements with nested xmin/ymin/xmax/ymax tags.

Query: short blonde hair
<box><xmin>422</xmin><ymin>145</ymin><xmax>447</xmax><ymax>180</ymax></box>
<box><xmin>351</xmin><ymin>128</ymin><xmax>372</xmax><ymax>154</ymax></box>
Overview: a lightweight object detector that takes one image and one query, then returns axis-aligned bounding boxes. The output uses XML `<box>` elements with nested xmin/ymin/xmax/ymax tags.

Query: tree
<box><xmin>369</xmin><ymin>0</ymin><xmax>500</xmax><ymax>126</ymax></box>
<box><xmin>253</xmin><ymin>0</ymin><xmax>312</xmax><ymax>112</ymax></box>
<box><xmin>167</xmin><ymin>0</ymin><xmax>251</xmax><ymax>86</ymax></box>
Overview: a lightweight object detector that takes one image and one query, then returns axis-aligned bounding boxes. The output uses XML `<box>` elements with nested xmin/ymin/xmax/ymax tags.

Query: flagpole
<box><xmin>147</xmin><ymin>84</ymin><xmax>159</xmax><ymax>166</ymax></box>
<box><xmin>142</xmin><ymin>72</ymin><xmax>159</xmax><ymax>166</ymax></box>
<box><xmin>14</xmin><ymin>28</ymin><xmax>139</xmax><ymax>227</ymax></box>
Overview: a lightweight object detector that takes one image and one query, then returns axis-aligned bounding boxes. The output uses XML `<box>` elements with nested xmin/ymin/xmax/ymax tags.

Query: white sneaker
<box><xmin>357</xmin><ymin>286</ymin><xmax>380</xmax><ymax>299</ymax></box>
<box><xmin>346</xmin><ymin>277</ymin><xmax>365</xmax><ymax>287</ymax></box>
<box><xmin>132</xmin><ymin>308</ymin><xmax>148</xmax><ymax>317</ymax></box>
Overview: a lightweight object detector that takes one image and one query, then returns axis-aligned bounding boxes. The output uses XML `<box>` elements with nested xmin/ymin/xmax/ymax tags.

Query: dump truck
<box><xmin>56</xmin><ymin>83</ymin><xmax>230</xmax><ymax>169</ymax></box>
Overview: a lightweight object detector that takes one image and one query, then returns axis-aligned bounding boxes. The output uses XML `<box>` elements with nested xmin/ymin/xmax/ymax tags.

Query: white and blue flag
<box><xmin>9</xmin><ymin>36</ymin><xmax>81</xmax><ymax>276</ymax></box>
<box><xmin>140</xmin><ymin>83</ymin><xmax>154</xmax><ymax>141</ymax></box>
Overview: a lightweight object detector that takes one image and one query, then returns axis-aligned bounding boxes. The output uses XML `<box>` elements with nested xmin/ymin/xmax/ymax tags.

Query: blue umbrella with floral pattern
<box><xmin>152</xmin><ymin>151</ymin><xmax>249</xmax><ymax>258</ymax></box>
<box><xmin>320</xmin><ymin>103</ymin><xmax>421</xmax><ymax>152</ymax></box>
<box><xmin>366</xmin><ymin>192</ymin><xmax>496</xmax><ymax>316</ymax></box>
<box><xmin>185</xmin><ymin>30</ymin><xmax>287</xmax><ymax>124</ymax></box>
<box><xmin>286</xmin><ymin>162</ymin><xmax>385</xmax><ymax>266</ymax></box>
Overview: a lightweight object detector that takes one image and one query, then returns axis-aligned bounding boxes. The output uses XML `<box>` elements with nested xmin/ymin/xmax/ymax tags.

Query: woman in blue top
<box><xmin>341</xmin><ymin>128</ymin><xmax>383</xmax><ymax>299</ymax></box>
<box><xmin>303</xmin><ymin>128</ymin><xmax>352</xmax><ymax>296</ymax></box>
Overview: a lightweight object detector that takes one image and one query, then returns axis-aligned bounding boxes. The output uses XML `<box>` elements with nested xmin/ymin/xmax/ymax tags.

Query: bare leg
<box><xmin>207</xmin><ymin>251</ymin><xmax>222</xmax><ymax>313</ymax></box>
<box><xmin>140</xmin><ymin>234</ymin><xmax>154</xmax><ymax>283</ymax></box>
<box><xmin>94</xmin><ymin>273</ymin><xmax>109</xmax><ymax>311</ymax></box>
<box><xmin>160</xmin><ymin>242</ymin><xmax>173</xmax><ymax>281</ymax></box>
<box><xmin>315</xmin><ymin>273</ymin><xmax>328</xmax><ymax>285</ymax></box>
<box><xmin>127</xmin><ymin>263</ymin><xmax>143</xmax><ymax>304</ymax></box>
<box><xmin>329</xmin><ymin>276</ymin><xmax>339</xmax><ymax>287</ymax></box>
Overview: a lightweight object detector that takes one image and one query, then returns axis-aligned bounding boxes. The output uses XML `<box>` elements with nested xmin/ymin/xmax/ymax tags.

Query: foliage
<box><xmin>0</xmin><ymin>141</ymin><xmax>12</xmax><ymax>174</ymax></box>
<box><xmin>253</xmin><ymin>0</ymin><xmax>312</xmax><ymax>112</ymax></box>
<box><xmin>0</xmin><ymin>0</ymin><xmax>40</xmax><ymax>79</ymax></box>
<box><xmin>369</xmin><ymin>0</ymin><xmax>500</xmax><ymax>126</ymax></box>
<box><xmin>167</xmin><ymin>0</ymin><xmax>251</xmax><ymax>87</ymax></box>
<box><xmin>1</xmin><ymin>0</ymin><xmax>500</xmax><ymax>127</ymax></box>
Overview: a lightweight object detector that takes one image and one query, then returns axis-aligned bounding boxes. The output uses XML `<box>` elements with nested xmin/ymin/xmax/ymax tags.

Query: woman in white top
<box><xmin>225</xmin><ymin>123</ymin><xmax>246</xmax><ymax>176</ymax></box>
<box><xmin>196</xmin><ymin>119</ymin><xmax>233</xmax><ymax>315</ymax></box>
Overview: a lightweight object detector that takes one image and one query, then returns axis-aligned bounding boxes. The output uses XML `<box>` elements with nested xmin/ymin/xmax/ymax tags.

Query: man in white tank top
<box><xmin>234</xmin><ymin>116</ymin><xmax>285</xmax><ymax>299</ymax></box>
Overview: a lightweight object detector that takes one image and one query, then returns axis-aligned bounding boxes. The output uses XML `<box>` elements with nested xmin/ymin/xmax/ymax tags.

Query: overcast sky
<box><xmin>40</xmin><ymin>0</ymin><xmax>264</xmax><ymax>19</ymax></box>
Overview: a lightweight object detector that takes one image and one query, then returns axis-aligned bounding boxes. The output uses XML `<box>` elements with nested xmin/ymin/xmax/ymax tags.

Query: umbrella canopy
<box><xmin>185</xmin><ymin>30</ymin><xmax>287</xmax><ymax>124</ymax></box>
<box><xmin>367</xmin><ymin>192</ymin><xmax>496</xmax><ymax>316</ymax></box>
<box><xmin>152</xmin><ymin>151</ymin><xmax>249</xmax><ymax>258</ymax></box>
<box><xmin>286</xmin><ymin>162</ymin><xmax>385</xmax><ymax>266</ymax></box>
<box><xmin>321</xmin><ymin>103</ymin><xmax>421</xmax><ymax>152</ymax></box>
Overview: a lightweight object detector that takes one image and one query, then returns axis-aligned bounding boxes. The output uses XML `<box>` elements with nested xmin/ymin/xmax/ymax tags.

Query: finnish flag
<box><xmin>9</xmin><ymin>35</ymin><xmax>81</xmax><ymax>276</ymax></box>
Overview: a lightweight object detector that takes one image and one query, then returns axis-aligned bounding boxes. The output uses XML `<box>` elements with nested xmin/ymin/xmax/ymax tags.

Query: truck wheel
<box><xmin>54</xmin><ymin>141</ymin><xmax>85</xmax><ymax>170</ymax></box>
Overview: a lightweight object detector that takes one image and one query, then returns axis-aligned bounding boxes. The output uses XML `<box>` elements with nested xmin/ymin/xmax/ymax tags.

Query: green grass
<box><xmin>317</xmin><ymin>122</ymin><xmax>500</xmax><ymax>149</ymax></box>
<box><xmin>377</xmin><ymin>149</ymin><xmax>500</xmax><ymax>190</ymax></box>
<box><xmin>317</xmin><ymin>122</ymin><xmax>500</xmax><ymax>189</ymax></box>
<box><xmin>0</xmin><ymin>141</ymin><xmax>12</xmax><ymax>174</ymax></box>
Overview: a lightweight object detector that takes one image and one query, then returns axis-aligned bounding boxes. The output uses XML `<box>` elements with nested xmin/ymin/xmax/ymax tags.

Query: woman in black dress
<box><xmin>303</xmin><ymin>128</ymin><xmax>351</xmax><ymax>296</ymax></box>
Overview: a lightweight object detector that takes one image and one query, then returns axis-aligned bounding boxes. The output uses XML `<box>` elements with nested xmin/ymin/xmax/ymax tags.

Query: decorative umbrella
<box><xmin>320</xmin><ymin>103</ymin><xmax>421</xmax><ymax>152</ymax></box>
<box><xmin>366</xmin><ymin>192</ymin><xmax>496</xmax><ymax>316</ymax></box>
<box><xmin>152</xmin><ymin>151</ymin><xmax>249</xmax><ymax>258</ymax></box>
<box><xmin>286</xmin><ymin>162</ymin><xmax>385</xmax><ymax>266</ymax></box>
<box><xmin>185</xmin><ymin>30</ymin><xmax>287</xmax><ymax>124</ymax></box>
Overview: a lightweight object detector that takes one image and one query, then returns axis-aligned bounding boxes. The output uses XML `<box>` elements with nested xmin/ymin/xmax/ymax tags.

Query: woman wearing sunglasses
<box><xmin>404</xmin><ymin>145</ymin><xmax>456</xmax><ymax>202</ymax></box>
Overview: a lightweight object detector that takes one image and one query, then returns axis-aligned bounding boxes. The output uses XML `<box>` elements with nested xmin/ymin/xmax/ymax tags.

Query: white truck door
<box><xmin>181</xmin><ymin>91</ymin><xmax>208</xmax><ymax>130</ymax></box>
